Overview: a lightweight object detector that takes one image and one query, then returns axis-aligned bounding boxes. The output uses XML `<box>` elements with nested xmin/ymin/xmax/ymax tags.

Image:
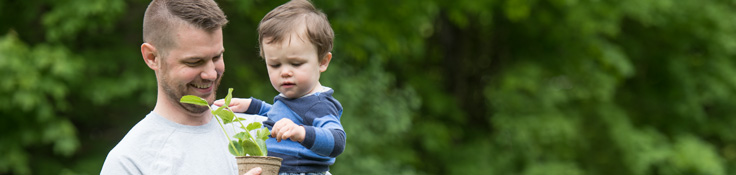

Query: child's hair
<box><xmin>258</xmin><ymin>0</ymin><xmax>334</xmax><ymax>61</ymax></box>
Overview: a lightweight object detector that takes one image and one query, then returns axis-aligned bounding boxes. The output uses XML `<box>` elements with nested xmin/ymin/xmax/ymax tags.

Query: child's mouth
<box><xmin>282</xmin><ymin>82</ymin><xmax>295</xmax><ymax>88</ymax></box>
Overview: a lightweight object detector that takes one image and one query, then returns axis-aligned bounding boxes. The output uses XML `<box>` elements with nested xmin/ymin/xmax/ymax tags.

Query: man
<box><xmin>101</xmin><ymin>0</ymin><xmax>261</xmax><ymax>174</ymax></box>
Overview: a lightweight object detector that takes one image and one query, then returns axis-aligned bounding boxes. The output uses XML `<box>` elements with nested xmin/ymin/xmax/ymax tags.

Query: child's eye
<box><xmin>269</xmin><ymin>64</ymin><xmax>281</xmax><ymax>68</ymax></box>
<box><xmin>291</xmin><ymin>63</ymin><xmax>303</xmax><ymax>67</ymax></box>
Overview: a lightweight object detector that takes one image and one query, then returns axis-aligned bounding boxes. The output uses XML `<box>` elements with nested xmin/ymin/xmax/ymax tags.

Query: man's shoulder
<box><xmin>101</xmin><ymin>126</ymin><xmax>148</xmax><ymax>174</ymax></box>
<box><xmin>101</xmin><ymin>114</ymin><xmax>173</xmax><ymax>174</ymax></box>
<box><xmin>103</xmin><ymin>116</ymin><xmax>167</xmax><ymax>159</ymax></box>
<box><xmin>101</xmin><ymin>141</ymin><xmax>141</xmax><ymax>174</ymax></box>
<box><xmin>118</xmin><ymin>115</ymin><xmax>172</xmax><ymax>144</ymax></box>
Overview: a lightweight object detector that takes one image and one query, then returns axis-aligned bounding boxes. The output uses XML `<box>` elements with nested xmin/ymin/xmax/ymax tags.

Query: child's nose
<box><xmin>280</xmin><ymin>68</ymin><xmax>293</xmax><ymax>77</ymax></box>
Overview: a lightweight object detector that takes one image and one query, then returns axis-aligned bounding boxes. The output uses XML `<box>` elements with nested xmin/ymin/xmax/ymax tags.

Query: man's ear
<box><xmin>319</xmin><ymin>52</ymin><xmax>332</xmax><ymax>72</ymax></box>
<box><xmin>141</xmin><ymin>43</ymin><xmax>159</xmax><ymax>71</ymax></box>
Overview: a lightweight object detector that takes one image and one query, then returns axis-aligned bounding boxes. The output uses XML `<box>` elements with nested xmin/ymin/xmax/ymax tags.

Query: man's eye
<box><xmin>186</xmin><ymin>61</ymin><xmax>203</xmax><ymax>66</ymax></box>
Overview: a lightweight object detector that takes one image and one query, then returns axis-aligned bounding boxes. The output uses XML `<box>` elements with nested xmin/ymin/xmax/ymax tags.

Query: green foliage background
<box><xmin>2</xmin><ymin>0</ymin><xmax>736</xmax><ymax>174</ymax></box>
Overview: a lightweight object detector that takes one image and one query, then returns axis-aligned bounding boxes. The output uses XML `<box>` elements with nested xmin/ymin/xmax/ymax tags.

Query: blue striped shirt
<box><xmin>245</xmin><ymin>87</ymin><xmax>345</xmax><ymax>173</ymax></box>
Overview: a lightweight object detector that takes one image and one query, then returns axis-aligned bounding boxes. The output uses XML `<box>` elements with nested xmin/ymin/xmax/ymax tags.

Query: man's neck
<box><xmin>153</xmin><ymin>93</ymin><xmax>213</xmax><ymax>126</ymax></box>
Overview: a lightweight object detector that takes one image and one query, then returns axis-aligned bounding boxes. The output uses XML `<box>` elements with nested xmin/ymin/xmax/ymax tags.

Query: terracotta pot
<box><xmin>236</xmin><ymin>156</ymin><xmax>283</xmax><ymax>175</ymax></box>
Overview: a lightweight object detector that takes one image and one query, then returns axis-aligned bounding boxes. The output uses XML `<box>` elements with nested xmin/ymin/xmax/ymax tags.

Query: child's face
<box><xmin>262</xmin><ymin>31</ymin><xmax>330</xmax><ymax>99</ymax></box>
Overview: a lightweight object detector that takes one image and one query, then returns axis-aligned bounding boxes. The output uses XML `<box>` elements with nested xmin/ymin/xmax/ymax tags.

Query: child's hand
<box><xmin>271</xmin><ymin>118</ymin><xmax>305</xmax><ymax>143</ymax></box>
<box><xmin>213</xmin><ymin>98</ymin><xmax>252</xmax><ymax>113</ymax></box>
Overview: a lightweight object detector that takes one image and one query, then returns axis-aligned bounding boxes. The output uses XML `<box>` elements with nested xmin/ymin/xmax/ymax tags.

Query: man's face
<box><xmin>159</xmin><ymin>24</ymin><xmax>225</xmax><ymax>114</ymax></box>
<box><xmin>262</xmin><ymin>30</ymin><xmax>326</xmax><ymax>99</ymax></box>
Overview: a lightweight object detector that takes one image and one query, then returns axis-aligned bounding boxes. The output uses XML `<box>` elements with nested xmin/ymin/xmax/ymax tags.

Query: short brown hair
<box><xmin>143</xmin><ymin>0</ymin><xmax>228</xmax><ymax>56</ymax></box>
<box><xmin>258</xmin><ymin>0</ymin><xmax>334</xmax><ymax>61</ymax></box>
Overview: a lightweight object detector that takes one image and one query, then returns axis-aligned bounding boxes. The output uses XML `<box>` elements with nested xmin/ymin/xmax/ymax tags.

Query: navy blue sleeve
<box><xmin>245</xmin><ymin>98</ymin><xmax>271</xmax><ymax>116</ymax></box>
<box><xmin>298</xmin><ymin>101</ymin><xmax>345</xmax><ymax>157</ymax></box>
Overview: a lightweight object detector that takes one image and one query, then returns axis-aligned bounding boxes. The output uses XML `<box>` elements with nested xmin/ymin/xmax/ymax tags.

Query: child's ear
<box><xmin>319</xmin><ymin>52</ymin><xmax>332</xmax><ymax>72</ymax></box>
<box><xmin>141</xmin><ymin>43</ymin><xmax>160</xmax><ymax>71</ymax></box>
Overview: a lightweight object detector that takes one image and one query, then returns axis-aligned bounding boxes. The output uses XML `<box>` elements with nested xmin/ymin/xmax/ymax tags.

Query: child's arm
<box><xmin>265</xmin><ymin>99</ymin><xmax>343</xmax><ymax>158</ymax></box>
<box><xmin>214</xmin><ymin>98</ymin><xmax>272</xmax><ymax>116</ymax></box>
<box><xmin>243</xmin><ymin>98</ymin><xmax>271</xmax><ymax>116</ymax></box>
<box><xmin>300</xmin><ymin>114</ymin><xmax>345</xmax><ymax>158</ymax></box>
<box><xmin>214</xmin><ymin>98</ymin><xmax>251</xmax><ymax>112</ymax></box>
<box><xmin>269</xmin><ymin>116</ymin><xmax>345</xmax><ymax>158</ymax></box>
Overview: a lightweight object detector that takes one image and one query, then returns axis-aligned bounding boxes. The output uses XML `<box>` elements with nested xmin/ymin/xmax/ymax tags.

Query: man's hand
<box><xmin>213</xmin><ymin>98</ymin><xmax>252</xmax><ymax>113</ymax></box>
<box><xmin>243</xmin><ymin>167</ymin><xmax>262</xmax><ymax>175</ymax></box>
<box><xmin>271</xmin><ymin>118</ymin><xmax>306</xmax><ymax>143</ymax></box>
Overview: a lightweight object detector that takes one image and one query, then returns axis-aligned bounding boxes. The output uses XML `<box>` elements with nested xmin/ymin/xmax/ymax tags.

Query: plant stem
<box><xmin>212</xmin><ymin>107</ymin><xmax>241</xmax><ymax>156</ymax></box>
<box><xmin>230</xmin><ymin>118</ymin><xmax>243</xmax><ymax>155</ymax></box>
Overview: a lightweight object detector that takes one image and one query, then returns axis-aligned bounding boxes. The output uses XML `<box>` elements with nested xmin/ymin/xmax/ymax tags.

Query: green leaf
<box><xmin>246</xmin><ymin>122</ymin><xmax>262</xmax><ymax>132</ymax></box>
<box><xmin>214</xmin><ymin>108</ymin><xmax>235</xmax><ymax>124</ymax></box>
<box><xmin>180</xmin><ymin>95</ymin><xmax>209</xmax><ymax>106</ymax></box>
<box><xmin>233</xmin><ymin>117</ymin><xmax>248</xmax><ymax>122</ymax></box>
<box><xmin>233</xmin><ymin>131</ymin><xmax>252</xmax><ymax>141</ymax></box>
<box><xmin>257</xmin><ymin>128</ymin><xmax>270</xmax><ymax>141</ymax></box>
<box><xmin>241</xmin><ymin>139</ymin><xmax>263</xmax><ymax>156</ymax></box>
<box><xmin>225</xmin><ymin>88</ymin><xmax>233</xmax><ymax>107</ymax></box>
<box><xmin>228</xmin><ymin>140</ymin><xmax>244</xmax><ymax>156</ymax></box>
<box><xmin>214</xmin><ymin>105</ymin><xmax>226</xmax><ymax>113</ymax></box>
<box><xmin>257</xmin><ymin>139</ymin><xmax>268</xmax><ymax>156</ymax></box>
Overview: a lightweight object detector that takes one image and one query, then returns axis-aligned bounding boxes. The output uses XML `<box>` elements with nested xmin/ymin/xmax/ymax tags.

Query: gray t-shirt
<box><xmin>101</xmin><ymin>111</ymin><xmax>266</xmax><ymax>175</ymax></box>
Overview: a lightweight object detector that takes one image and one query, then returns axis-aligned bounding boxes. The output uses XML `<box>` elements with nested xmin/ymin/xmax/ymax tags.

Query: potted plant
<box><xmin>180</xmin><ymin>88</ymin><xmax>282</xmax><ymax>175</ymax></box>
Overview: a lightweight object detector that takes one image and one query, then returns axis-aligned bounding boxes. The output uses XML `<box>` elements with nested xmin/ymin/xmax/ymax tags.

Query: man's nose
<box><xmin>201</xmin><ymin>61</ymin><xmax>217</xmax><ymax>80</ymax></box>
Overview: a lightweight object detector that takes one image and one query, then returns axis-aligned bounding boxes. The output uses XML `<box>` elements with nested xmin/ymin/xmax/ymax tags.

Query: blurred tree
<box><xmin>2</xmin><ymin>0</ymin><xmax>736</xmax><ymax>174</ymax></box>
